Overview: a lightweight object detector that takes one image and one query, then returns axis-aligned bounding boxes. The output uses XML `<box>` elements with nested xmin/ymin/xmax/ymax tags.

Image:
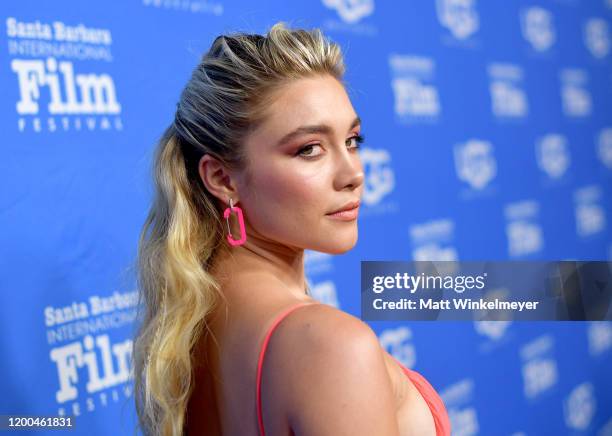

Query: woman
<box><xmin>132</xmin><ymin>21</ymin><xmax>451</xmax><ymax>436</ymax></box>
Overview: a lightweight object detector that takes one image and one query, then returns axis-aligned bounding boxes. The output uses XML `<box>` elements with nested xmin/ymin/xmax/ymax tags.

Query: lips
<box><xmin>327</xmin><ymin>200</ymin><xmax>360</xmax><ymax>215</ymax></box>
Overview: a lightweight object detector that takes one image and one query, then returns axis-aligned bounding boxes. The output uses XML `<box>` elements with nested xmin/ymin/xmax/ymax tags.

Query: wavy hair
<box><xmin>131</xmin><ymin>21</ymin><xmax>346</xmax><ymax>436</ymax></box>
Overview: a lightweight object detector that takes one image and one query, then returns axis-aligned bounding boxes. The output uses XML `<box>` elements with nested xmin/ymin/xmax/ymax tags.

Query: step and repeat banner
<box><xmin>1</xmin><ymin>0</ymin><xmax>612</xmax><ymax>435</ymax></box>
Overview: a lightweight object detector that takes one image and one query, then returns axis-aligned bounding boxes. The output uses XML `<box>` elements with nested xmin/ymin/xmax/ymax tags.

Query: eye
<box><xmin>295</xmin><ymin>143</ymin><xmax>323</xmax><ymax>158</ymax></box>
<box><xmin>295</xmin><ymin>134</ymin><xmax>365</xmax><ymax>159</ymax></box>
<box><xmin>346</xmin><ymin>134</ymin><xmax>365</xmax><ymax>150</ymax></box>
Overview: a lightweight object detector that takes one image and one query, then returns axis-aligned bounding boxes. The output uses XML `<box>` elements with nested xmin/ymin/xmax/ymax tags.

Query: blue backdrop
<box><xmin>1</xmin><ymin>1</ymin><xmax>611</xmax><ymax>435</ymax></box>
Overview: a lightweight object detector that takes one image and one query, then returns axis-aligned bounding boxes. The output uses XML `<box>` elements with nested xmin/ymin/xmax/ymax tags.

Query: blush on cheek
<box><xmin>241</xmin><ymin>157</ymin><xmax>328</xmax><ymax>236</ymax></box>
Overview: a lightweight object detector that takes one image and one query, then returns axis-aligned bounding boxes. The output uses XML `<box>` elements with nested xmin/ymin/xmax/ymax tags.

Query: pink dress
<box><xmin>256</xmin><ymin>302</ymin><xmax>452</xmax><ymax>436</ymax></box>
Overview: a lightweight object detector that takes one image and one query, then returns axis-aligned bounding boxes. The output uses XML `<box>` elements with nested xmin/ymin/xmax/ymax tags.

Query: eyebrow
<box><xmin>276</xmin><ymin>116</ymin><xmax>361</xmax><ymax>147</ymax></box>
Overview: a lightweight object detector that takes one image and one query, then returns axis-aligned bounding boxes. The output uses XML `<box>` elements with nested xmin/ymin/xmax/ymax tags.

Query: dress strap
<box><xmin>256</xmin><ymin>302</ymin><xmax>320</xmax><ymax>436</ymax></box>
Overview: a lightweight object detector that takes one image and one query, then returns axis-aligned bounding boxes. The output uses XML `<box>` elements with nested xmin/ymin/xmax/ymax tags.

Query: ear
<box><xmin>198</xmin><ymin>154</ymin><xmax>239</xmax><ymax>207</ymax></box>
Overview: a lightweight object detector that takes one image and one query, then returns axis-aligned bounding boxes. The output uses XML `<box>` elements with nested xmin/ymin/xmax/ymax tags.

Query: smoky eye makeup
<box><xmin>293</xmin><ymin>132</ymin><xmax>365</xmax><ymax>159</ymax></box>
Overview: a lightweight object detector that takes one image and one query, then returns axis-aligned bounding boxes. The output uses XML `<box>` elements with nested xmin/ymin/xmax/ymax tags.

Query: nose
<box><xmin>333</xmin><ymin>147</ymin><xmax>364</xmax><ymax>191</ymax></box>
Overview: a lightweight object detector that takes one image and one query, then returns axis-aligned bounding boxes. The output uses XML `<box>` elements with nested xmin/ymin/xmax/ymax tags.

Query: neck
<box><xmin>210</xmin><ymin>237</ymin><xmax>309</xmax><ymax>298</ymax></box>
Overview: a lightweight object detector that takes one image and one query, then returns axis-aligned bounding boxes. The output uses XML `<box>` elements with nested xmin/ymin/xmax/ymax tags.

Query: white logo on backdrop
<box><xmin>584</xmin><ymin>18</ymin><xmax>610</xmax><ymax>58</ymax></box>
<box><xmin>488</xmin><ymin>63</ymin><xmax>528</xmax><ymax>118</ymax></box>
<box><xmin>454</xmin><ymin>139</ymin><xmax>497</xmax><ymax>189</ymax></box>
<box><xmin>12</xmin><ymin>57</ymin><xmax>121</xmax><ymax>116</ymax></box>
<box><xmin>378</xmin><ymin>326</ymin><xmax>416</xmax><ymax>368</ymax></box>
<box><xmin>560</xmin><ymin>69</ymin><xmax>592</xmax><ymax>117</ymax></box>
<box><xmin>574</xmin><ymin>185</ymin><xmax>606</xmax><ymax>237</ymax></box>
<box><xmin>51</xmin><ymin>334</ymin><xmax>132</xmax><ymax>404</ymax></box>
<box><xmin>536</xmin><ymin>134</ymin><xmax>570</xmax><ymax>179</ymax></box>
<box><xmin>7</xmin><ymin>18</ymin><xmax>122</xmax><ymax>133</ymax></box>
<box><xmin>597</xmin><ymin>127</ymin><xmax>612</xmax><ymax>168</ymax></box>
<box><xmin>588</xmin><ymin>322</ymin><xmax>612</xmax><ymax>356</ymax></box>
<box><xmin>436</xmin><ymin>0</ymin><xmax>479</xmax><ymax>40</ymax></box>
<box><xmin>505</xmin><ymin>200</ymin><xmax>544</xmax><ymax>257</ymax></box>
<box><xmin>409</xmin><ymin>219</ymin><xmax>458</xmax><ymax>275</ymax></box>
<box><xmin>304</xmin><ymin>250</ymin><xmax>334</xmax><ymax>275</ymax></box>
<box><xmin>142</xmin><ymin>0</ymin><xmax>224</xmax><ymax>15</ymax></box>
<box><xmin>439</xmin><ymin>378</ymin><xmax>480</xmax><ymax>435</ymax></box>
<box><xmin>474</xmin><ymin>320</ymin><xmax>512</xmax><ymax>340</ymax></box>
<box><xmin>575</xmin><ymin>204</ymin><xmax>606</xmax><ymax>237</ymax></box>
<box><xmin>520</xmin><ymin>335</ymin><xmax>558</xmax><ymax>399</ymax></box>
<box><xmin>521</xmin><ymin>7</ymin><xmax>556</xmax><ymax>51</ymax></box>
<box><xmin>522</xmin><ymin>358</ymin><xmax>559</xmax><ymax>398</ymax></box>
<box><xmin>322</xmin><ymin>0</ymin><xmax>374</xmax><ymax>23</ymax></box>
<box><xmin>310</xmin><ymin>280</ymin><xmax>340</xmax><ymax>308</ymax></box>
<box><xmin>564</xmin><ymin>382</ymin><xmax>596</xmax><ymax>430</ymax></box>
<box><xmin>506</xmin><ymin>221</ymin><xmax>544</xmax><ymax>257</ymax></box>
<box><xmin>389</xmin><ymin>55</ymin><xmax>440</xmax><ymax>121</ymax></box>
<box><xmin>412</xmin><ymin>243</ymin><xmax>458</xmax><ymax>262</ymax></box>
<box><xmin>46</xmin><ymin>291</ymin><xmax>137</xmax><ymax>416</ymax></box>
<box><xmin>392</xmin><ymin>78</ymin><xmax>440</xmax><ymax>117</ymax></box>
<box><xmin>360</xmin><ymin>147</ymin><xmax>395</xmax><ymax>205</ymax></box>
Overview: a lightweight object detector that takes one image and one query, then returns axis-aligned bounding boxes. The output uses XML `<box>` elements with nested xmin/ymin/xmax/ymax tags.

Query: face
<box><xmin>234</xmin><ymin>74</ymin><xmax>365</xmax><ymax>254</ymax></box>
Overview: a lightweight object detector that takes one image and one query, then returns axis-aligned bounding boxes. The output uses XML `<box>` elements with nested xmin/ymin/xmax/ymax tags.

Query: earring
<box><xmin>223</xmin><ymin>198</ymin><xmax>247</xmax><ymax>246</ymax></box>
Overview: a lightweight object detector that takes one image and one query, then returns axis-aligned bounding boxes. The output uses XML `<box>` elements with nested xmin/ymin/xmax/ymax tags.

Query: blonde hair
<box><xmin>131</xmin><ymin>21</ymin><xmax>346</xmax><ymax>435</ymax></box>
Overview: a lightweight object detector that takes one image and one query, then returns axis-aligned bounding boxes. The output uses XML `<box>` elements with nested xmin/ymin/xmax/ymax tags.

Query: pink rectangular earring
<box><xmin>224</xmin><ymin>198</ymin><xmax>247</xmax><ymax>246</ymax></box>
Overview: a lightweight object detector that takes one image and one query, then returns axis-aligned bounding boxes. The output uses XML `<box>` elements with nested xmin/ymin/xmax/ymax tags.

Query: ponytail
<box><xmin>132</xmin><ymin>125</ymin><xmax>223</xmax><ymax>436</ymax></box>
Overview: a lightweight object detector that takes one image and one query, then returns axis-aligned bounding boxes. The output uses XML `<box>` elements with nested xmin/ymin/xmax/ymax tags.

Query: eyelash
<box><xmin>295</xmin><ymin>134</ymin><xmax>365</xmax><ymax>159</ymax></box>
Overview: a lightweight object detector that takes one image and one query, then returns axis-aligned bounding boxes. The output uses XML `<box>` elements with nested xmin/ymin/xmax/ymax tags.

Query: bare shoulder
<box><xmin>261</xmin><ymin>302</ymin><xmax>380</xmax><ymax>361</ymax></box>
<box><xmin>261</xmin><ymin>303</ymin><xmax>400</xmax><ymax>435</ymax></box>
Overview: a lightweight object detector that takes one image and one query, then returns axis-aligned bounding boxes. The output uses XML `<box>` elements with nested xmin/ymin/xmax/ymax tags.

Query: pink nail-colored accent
<box><xmin>223</xmin><ymin>205</ymin><xmax>247</xmax><ymax>246</ymax></box>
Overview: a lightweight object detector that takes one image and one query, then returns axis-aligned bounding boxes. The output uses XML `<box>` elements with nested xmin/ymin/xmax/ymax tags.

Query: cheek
<box><xmin>243</xmin><ymin>167</ymin><xmax>326</xmax><ymax>230</ymax></box>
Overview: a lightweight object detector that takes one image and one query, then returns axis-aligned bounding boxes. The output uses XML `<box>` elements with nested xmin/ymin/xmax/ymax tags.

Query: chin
<box><xmin>320</xmin><ymin>233</ymin><xmax>358</xmax><ymax>255</ymax></box>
